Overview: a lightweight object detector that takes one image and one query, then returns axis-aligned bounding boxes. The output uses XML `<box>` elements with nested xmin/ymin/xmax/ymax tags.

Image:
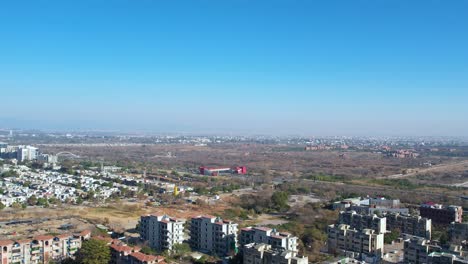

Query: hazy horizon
<box><xmin>1</xmin><ymin>1</ymin><xmax>467</xmax><ymax>137</ymax></box>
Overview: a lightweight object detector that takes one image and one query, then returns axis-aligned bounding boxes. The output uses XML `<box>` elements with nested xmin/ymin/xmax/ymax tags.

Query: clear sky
<box><xmin>1</xmin><ymin>0</ymin><xmax>467</xmax><ymax>136</ymax></box>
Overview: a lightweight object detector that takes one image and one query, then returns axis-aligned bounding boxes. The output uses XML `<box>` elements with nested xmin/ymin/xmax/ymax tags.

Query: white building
<box><xmin>189</xmin><ymin>215</ymin><xmax>238</xmax><ymax>256</ymax></box>
<box><xmin>239</xmin><ymin>226</ymin><xmax>298</xmax><ymax>252</ymax></box>
<box><xmin>243</xmin><ymin>243</ymin><xmax>308</xmax><ymax>264</ymax></box>
<box><xmin>139</xmin><ymin>214</ymin><xmax>185</xmax><ymax>251</ymax></box>
<box><xmin>327</xmin><ymin>224</ymin><xmax>384</xmax><ymax>258</ymax></box>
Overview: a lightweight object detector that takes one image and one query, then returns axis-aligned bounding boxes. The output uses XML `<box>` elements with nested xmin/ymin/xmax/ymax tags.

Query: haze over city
<box><xmin>1</xmin><ymin>0</ymin><xmax>467</xmax><ymax>136</ymax></box>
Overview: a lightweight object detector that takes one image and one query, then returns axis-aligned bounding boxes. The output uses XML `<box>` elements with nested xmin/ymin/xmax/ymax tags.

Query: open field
<box><xmin>41</xmin><ymin>143</ymin><xmax>463</xmax><ymax>180</ymax></box>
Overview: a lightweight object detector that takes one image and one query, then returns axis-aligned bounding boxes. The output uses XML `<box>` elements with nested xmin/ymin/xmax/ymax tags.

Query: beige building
<box><xmin>243</xmin><ymin>243</ymin><xmax>308</xmax><ymax>264</ymax></box>
<box><xmin>139</xmin><ymin>214</ymin><xmax>185</xmax><ymax>251</ymax></box>
<box><xmin>327</xmin><ymin>224</ymin><xmax>384</xmax><ymax>258</ymax></box>
<box><xmin>386</xmin><ymin>213</ymin><xmax>432</xmax><ymax>239</ymax></box>
<box><xmin>338</xmin><ymin>211</ymin><xmax>387</xmax><ymax>234</ymax></box>
<box><xmin>403</xmin><ymin>236</ymin><xmax>441</xmax><ymax>264</ymax></box>
<box><xmin>189</xmin><ymin>215</ymin><xmax>238</xmax><ymax>257</ymax></box>
<box><xmin>0</xmin><ymin>230</ymin><xmax>91</xmax><ymax>264</ymax></box>
<box><xmin>239</xmin><ymin>227</ymin><xmax>298</xmax><ymax>252</ymax></box>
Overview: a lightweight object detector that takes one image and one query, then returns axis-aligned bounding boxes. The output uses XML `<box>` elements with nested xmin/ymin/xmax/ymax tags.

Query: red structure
<box><xmin>199</xmin><ymin>166</ymin><xmax>247</xmax><ymax>176</ymax></box>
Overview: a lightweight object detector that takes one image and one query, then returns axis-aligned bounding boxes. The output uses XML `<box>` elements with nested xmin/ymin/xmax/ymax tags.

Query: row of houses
<box><xmin>0</xmin><ymin>230</ymin><xmax>91</xmax><ymax>264</ymax></box>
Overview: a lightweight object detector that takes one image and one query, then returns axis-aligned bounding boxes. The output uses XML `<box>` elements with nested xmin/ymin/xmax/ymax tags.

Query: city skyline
<box><xmin>1</xmin><ymin>1</ymin><xmax>467</xmax><ymax>136</ymax></box>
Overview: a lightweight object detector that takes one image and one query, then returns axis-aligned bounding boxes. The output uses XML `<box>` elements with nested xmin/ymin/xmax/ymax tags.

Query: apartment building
<box><xmin>0</xmin><ymin>231</ymin><xmax>90</xmax><ymax>264</ymax></box>
<box><xmin>386</xmin><ymin>213</ymin><xmax>432</xmax><ymax>239</ymax></box>
<box><xmin>243</xmin><ymin>243</ymin><xmax>308</xmax><ymax>264</ymax></box>
<box><xmin>189</xmin><ymin>215</ymin><xmax>238</xmax><ymax>257</ymax></box>
<box><xmin>403</xmin><ymin>236</ymin><xmax>441</xmax><ymax>264</ymax></box>
<box><xmin>139</xmin><ymin>214</ymin><xmax>185</xmax><ymax>251</ymax></box>
<box><xmin>239</xmin><ymin>226</ymin><xmax>298</xmax><ymax>252</ymax></box>
<box><xmin>420</xmin><ymin>203</ymin><xmax>463</xmax><ymax>224</ymax></box>
<box><xmin>450</xmin><ymin>223</ymin><xmax>468</xmax><ymax>244</ymax></box>
<box><xmin>338</xmin><ymin>211</ymin><xmax>386</xmax><ymax>234</ymax></box>
<box><xmin>427</xmin><ymin>252</ymin><xmax>468</xmax><ymax>264</ymax></box>
<box><xmin>327</xmin><ymin>224</ymin><xmax>384</xmax><ymax>258</ymax></box>
<box><xmin>369</xmin><ymin>198</ymin><xmax>401</xmax><ymax>209</ymax></box>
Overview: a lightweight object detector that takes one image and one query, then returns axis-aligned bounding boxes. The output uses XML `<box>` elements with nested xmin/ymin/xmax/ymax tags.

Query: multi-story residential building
<box><xmin>139</xmin><ymin>214</ymin><xmax>185</xmax><ymax>251</ymax></box>
<box><xmin>427</xmin><ymin>252</ymin><xmax>468</xmax><ymax>264</ymax></box>
<box><xmin>239</xmin><ymin>226</ymin><xmax>298</xmax><ymax>252</ymax></box>
<box><xmin>338</xmin><ymin>211</ymin><xmax>386</xmax><ymax>234</ymax></box>
<box><xmin>243</xmin><ymin>243</ymin><xmax>308</xmax><ymax>264</ymax></box>
<box><xmin>0</xmin><ymin>231</ymin><xmax>90</xmax><ymax>264</ymax></box>
<box><xmin>420</xmin><ymin>203</ymin><xmax>463</xmax><ymax>224</ymax></box>
<box><xmin>386</xmin><ymin>213</ymin><xmax>432</xmax><ymax>239</ymax></box>
<box><xmin>450</xmin><ymin>223</ymin><xmax>468</xmax><ymax>244</ymax></box>
<box><xmin>403</xmin><ymin>236</ymin><xmax>441</xmax><ymax>264</ymax></box>
<box><xmin>369</xmin><ymin>198</ymin><xmax>401</xmax><ymax>209</ymax></box>
<box><xmin>327</xmin><ymin>224</ymin><xmax>384</xmax><ymax>258</ymax></box>
<box><xmin>189</xmin><ymin>215</ymin><xmax>238</xmax><ymax>257</ymax></box>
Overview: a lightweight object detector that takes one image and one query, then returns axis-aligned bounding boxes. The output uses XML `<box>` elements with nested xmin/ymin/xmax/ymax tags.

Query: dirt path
<box><xmin>378</xmin><ymin>160</ymin><xmax>468</xmax><ymax>179</ymax></box>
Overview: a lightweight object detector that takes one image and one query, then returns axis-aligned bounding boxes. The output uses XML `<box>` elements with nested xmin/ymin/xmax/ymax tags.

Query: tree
<box><xmin>271</xmin><ymin>191</ymin><xmax>290</xmax><ymax>211</ymax></box>
<box><xmin>172</xmin><ymin>243</ymin><xmax>191</xmax><ymax>256</ymax></box>
<box><xmin>75</xmin><ymin>239</ymin><xmax>110</xmax><ymax>264</ymax></box>
<box><xmin>384</xmin><ymin>229</ymin><xmax>401</xmax><ymax>244</ymax></box>
<box><xmin>27</xmin><ymin>195</ymin><xmax>38</xmax><ymax>206</ymax></box>
<box><xmin>37</xmin><ymin>198</ymin><xmax>49</xmax><ymax>207</ymax></box>
<box><xmin>0</xmin><ymin>201</ymin><xmax>5</xmax><ymax>210</ymax></box>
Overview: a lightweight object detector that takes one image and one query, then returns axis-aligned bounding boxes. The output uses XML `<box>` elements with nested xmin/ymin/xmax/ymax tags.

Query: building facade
<box><xmin>239</xmin><ymin>226</ymin><xmax>298</xmax><ymax>252</ymax></box>
<box><xmin>0</xmin><ymin>231</ymin><xmax>91</xmax><ymax>264</ymax></box>
<box><xmin>386</xmin><ymin>213</ymin><xmax>432</xmax><ymax>239</ymax></box>
<box><xmin>189</xmin><ymin>215</ymin><xmax>238</xmax><ymax>256</ymax></box>
<box><xmin>327</xmin><ymin>224</ymin><xmax>384</xmax><ymax>258</ymax></box>
<box><xmin>338</xmin><ymin>211</ymin><xmax>386</xmax><ymax>234</ymax></box>
<box><xmin>139</xmin><ymin>214</ymin><xmax>185</xmax><ymax>251</ymax></box>
<box><xmin>403</xmin><ymin>236</ymin><xmax>441</xmax><ymax>264</ymax></box>
<box><xmin>420</xmin><ymin>203</ymin><xmax>463</xmax><ymax>225</ymax></box>
<box><xmin>243</xmin><ymin>243</ymin><xmax>308</xmax><ymax>264</ymax></box>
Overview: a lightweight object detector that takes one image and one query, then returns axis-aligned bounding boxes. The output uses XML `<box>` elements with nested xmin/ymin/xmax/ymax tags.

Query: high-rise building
<box><xmin>139</xmin><ymin>214</ymin><xmax>185</xmax><ymax>251</ymax></box>
<box><xmin>189</xmin><ymin>215</ymin><xmax>238</xmax><ymax>257</ymax></box>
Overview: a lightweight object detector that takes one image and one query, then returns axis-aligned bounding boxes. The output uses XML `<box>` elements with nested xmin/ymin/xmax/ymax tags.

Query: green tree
<box><xmin>27</xmin><ymin>195</ymin><xmax>38</xmax><ymax>206</ymax></box>
<box><xmin>384</xmin><ymin>229</ymin><xmax>401</xmax><ymax>244</ymax></box>
<box><xmin>75</xmin><ymin>239</ymin><xmax>110</xmax><ymax>264</ymax></box>
<box><xmin>0</xmin><ymin>201</ymin><xmax>5</xmax><ymax>210</ymax></box>
<box><xmin>271</xmin><ymin>191</ymin><xmax>290</xmax><ymax>211</ymax></box>
<box><xmin>37</xmin><ymin>197</ymin><xmax>49</xmax><ymax>207</ymax></box>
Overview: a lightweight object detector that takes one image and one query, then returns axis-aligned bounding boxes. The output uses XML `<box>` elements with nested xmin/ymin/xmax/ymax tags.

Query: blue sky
<box><xmin>0</xmin><ymin>0</ymin><xmax>467</xmax><ymax>136</ymax></box>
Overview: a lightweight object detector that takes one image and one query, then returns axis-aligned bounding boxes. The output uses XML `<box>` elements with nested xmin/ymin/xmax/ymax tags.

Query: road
<box><xmin>378</xmin><ymin>160</ymin><xmax>468</xmax><ymax>179</ymax></box>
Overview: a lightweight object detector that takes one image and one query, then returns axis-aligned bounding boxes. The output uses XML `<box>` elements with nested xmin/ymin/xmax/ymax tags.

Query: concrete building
<box><xmin>189</xmin><ymin>215</ymin><xmax>238</xmax><ymax>257</ymax></box>
<box><xmin>427</xmin><ymin>252</ymin><xmax>468</xmax><ymax>264</ymax></box>
<box><xmin>239</xmin><ymin>226</ymin><xmax>298</xmax><ymax>252</ymax></box>
<box><xmin>403</xmin><ymin>236</ymin><xmax>441</xmax><ymax>264</ymax></box>
<box><xmin>450</xmin><ymin>223</ymin><xmax>468</xmax><ymax>244</ymax></box>
<box><xmin>327</xmin><ymin>224</ymin><xmax>384</xmax><ymax>258</ymax></box>
<box><xmin>243</xmin><ymin>243</ymin><xmax>308</xmax><ymax>264</ymax></box>
<box><xmin>16</xmin><ymin>146</ymin><xmax>38</xmax><ymax>162</ymax></box>
<box><xmin>369</xmin><ymin>198</ymin><xmax>401</xmax><ymax>209</ymax></box>
<box><xmin>420</xmin><ymin>203</ymin><xmax>463</xmax><ymax>224</ymax></box>
<box><xmin>0</xmin><ymin>231</ymin><xmax>90</xmax><ymax>264</ymax></box>
<box><xmin>386</xmin><ymin>213</ymin><xmax>432</xmax><ymax>239</ymax></box>
<box><xmin>139</xmin><ymin>214</ymin><xmax>185</xmax><ymax>251</ymax></box>
<box><xmin>338</xmin><ymin>211</ymin><xmax>386</xmax><ymax>234</ymax></box>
